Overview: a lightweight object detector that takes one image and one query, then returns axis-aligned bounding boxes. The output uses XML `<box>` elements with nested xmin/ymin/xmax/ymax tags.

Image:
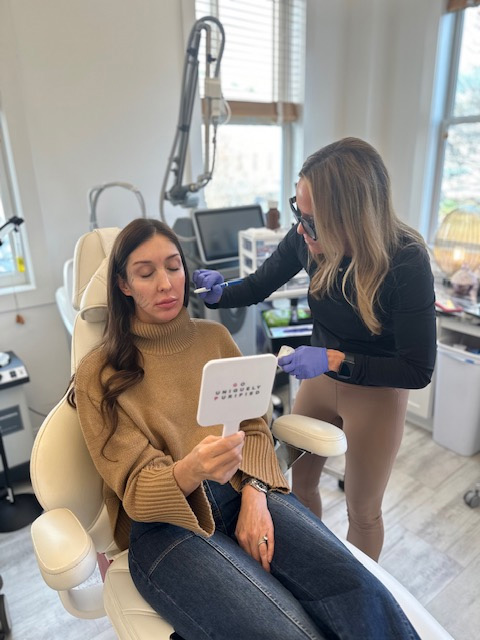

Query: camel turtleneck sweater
<box><xmin>75</xmin><ymin>307</ymin><xmax>289</xmax><ymax>551</ymax></box>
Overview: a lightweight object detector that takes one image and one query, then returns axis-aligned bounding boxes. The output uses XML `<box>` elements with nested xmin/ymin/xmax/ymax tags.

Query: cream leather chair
<box><xmin>30</xmin><ymin>228</ymin><xmax>452</xmax><ymax>640</ymax></box>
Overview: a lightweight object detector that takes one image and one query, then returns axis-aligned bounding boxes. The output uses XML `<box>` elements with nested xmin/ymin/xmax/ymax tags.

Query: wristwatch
<box><xmin>337</xmin><ymin>352</ymin><xmax>355</xmax><ymax>380</ymax></box>
<box><xmin>241</xmin><ymin>477</ymin><xmax>269</xmax><ymax>494</ymax></box>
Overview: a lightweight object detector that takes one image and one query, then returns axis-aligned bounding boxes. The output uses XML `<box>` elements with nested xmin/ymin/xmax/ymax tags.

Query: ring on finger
<box><xmin>257</xmin><ymin>535</ymin><xmax>268</xmax><ymax>547</ymax></box>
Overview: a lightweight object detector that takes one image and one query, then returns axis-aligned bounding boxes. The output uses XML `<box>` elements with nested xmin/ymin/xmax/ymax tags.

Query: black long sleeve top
<box><xmin>210</xmin><ymin>225</ymin><xmax>437</xmax><ymax>389</ymax></box>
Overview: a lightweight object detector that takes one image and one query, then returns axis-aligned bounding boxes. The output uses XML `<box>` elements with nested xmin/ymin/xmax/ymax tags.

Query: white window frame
<box><xmin>195</xmin><ymin>0</ymin><xmax>306</xmax><ymax>223</ymax></box>
<box><xmin>428</xmin><ymin>9</ymin><xmax>480</xmax><ymax>242</ymax></box>
<box><xmin>0</xmin><ymin>112</ymin><xmax>33</xmax><ymax>294</ymax></box>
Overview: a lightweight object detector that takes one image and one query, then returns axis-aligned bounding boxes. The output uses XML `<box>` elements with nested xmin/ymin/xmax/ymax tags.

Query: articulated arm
<box><xmin>160</xmin><ymin>16</ymin><xmax>227</xmax><ymax>221</ymax></box>
<box><xmin>0</xmin><ymin>216</ymin><xmax>23</xmax><ymax>246</ymax></box>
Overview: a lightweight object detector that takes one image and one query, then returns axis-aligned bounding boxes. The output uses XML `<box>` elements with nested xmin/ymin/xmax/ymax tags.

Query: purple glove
<box><xmin>278</xmin><ymin>346</ymin><xmax>329</xmax><ymax>379</ymax></box>
<box><xmin>192</xmin><ymin>269</ymin><xmax>225</xmax><ymax>304</ymax></box>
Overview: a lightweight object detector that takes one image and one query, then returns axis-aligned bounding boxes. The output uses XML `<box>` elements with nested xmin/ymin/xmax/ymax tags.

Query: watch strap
<box><xmin>241</xmin><ymin>477</ymin><xmax>269</xmax><ymax>494</ymax></box>
<box><xmin>337</xmin><ymin>352</ymin><xmax>355</xmax><ymax>380</ymax></box>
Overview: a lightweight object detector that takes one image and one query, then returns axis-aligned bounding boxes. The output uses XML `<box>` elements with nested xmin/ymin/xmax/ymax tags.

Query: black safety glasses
<box><xmin>289</xmin><ymin>196</ymin><xmax>317</xmax><ymax>241</ymax></box>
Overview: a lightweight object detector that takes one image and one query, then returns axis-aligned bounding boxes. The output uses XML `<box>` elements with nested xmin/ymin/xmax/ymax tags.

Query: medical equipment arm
<box><xmin>0</xmin><ymin>216</ymin><xmax>23</xmax><ymax>246</ymax></box>
<box><xmin>88</xmin><ymin>183</ymin><xmax>146</xmax><ymax>231</ymax></box>
<box><xmin>160</xmin><ymin>16</ymin><xmax>227</xmax><ymax>218</ymax></box>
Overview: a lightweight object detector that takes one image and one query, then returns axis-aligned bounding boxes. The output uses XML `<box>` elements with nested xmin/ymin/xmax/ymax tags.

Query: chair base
<box><xmin>104</xmin><ymin>551</ymin><xmax>175</xmax><ymax>639</ymax></box>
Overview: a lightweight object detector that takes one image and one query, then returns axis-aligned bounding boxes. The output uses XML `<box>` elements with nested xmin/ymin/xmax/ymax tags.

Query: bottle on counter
<box><xmin>451</xmin><ymin>264</ymin><xmax>478</xmax><ymax>298</ymax></box>
<box><xmin>265</xmin><ymin>200</ymin><xmax>281</xmax><ymax>230</ymax></box>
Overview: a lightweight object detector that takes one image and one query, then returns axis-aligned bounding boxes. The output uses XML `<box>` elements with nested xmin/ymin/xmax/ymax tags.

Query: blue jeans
<box><xmin>129</xmin><ymin>482</ymin><xmax>419</xmax><ymax>640</ymax></box>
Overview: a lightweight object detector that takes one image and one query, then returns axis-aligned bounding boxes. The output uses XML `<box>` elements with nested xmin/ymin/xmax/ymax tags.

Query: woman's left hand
<box><xmin>278</xmin><ymin>345</ymin><xmax>329</xmax><ymax>379</ymax></box>
<box><xmin>278</xmin><ymin>345</ymin><xmax>345</xmax><ymax>378</ymax></box>
<box><xmin>235</xmin><ymin>485</ymin><xmax>274</xmax><ymax>572</ymax></box>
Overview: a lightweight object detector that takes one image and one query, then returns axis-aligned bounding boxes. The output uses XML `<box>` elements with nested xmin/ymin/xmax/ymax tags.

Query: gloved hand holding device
<box><xmin>193</xmin><ymin>269</ymin><xmax>225</xmax><ymax>304</ymax></box>
<box><xmin>278</xmin><ymin>345</ymin><xmax>330</xmax><ymax>379</ymax></box>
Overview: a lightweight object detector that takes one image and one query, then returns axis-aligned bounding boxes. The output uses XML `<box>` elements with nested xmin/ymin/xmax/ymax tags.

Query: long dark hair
<box><xmin>68</xmin><ymin>219</ymin><xmax>190</xmax><ymax>435</ymax></box>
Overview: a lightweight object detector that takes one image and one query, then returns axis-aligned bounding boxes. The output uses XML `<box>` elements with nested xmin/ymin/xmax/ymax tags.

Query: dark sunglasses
<box><xmin>289</xmin><ymin>196</ymin><xmax>317</xmax><ymax>241</ymax></box>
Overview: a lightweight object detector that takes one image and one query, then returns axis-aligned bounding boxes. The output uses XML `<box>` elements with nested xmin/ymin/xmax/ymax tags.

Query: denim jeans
<box><xmin>129</xmin><ymin>482</ymin><xmax>419</xmax><ymax>640</ymax></box>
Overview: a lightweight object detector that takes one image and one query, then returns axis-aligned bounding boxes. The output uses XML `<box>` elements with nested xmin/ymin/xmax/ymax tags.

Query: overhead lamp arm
<box><xmin>88</xmin><ymin>182</ymin><xmax>147</xmax><ymax>231</ymax></box>
<box><xmin>160</xmin><ymin>16</ymin><xmax>227</xmax><ymax>224</ymax></box>
<box><xmin>0</xmin><ymin>216</ymin><xmax>24</xmax><ymax>246</ymax></box>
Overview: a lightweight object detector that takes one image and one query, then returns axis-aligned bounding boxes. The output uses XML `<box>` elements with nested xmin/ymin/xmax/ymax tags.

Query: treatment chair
<box><xmin>30</xmin><ymin>228</ymin><xmax>452</xmax><ymax>640</ymax></box>
<box><xmin>55</xmin><ymin>182</ymin><xmax>147</xmax><ymax>338</ymax></box>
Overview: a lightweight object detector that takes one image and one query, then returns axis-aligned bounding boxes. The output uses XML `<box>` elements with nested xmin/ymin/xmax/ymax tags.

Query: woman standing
<box><xmin>193</xmin><ymin>137</ymin><xmax>437</xmax><ymax>561</ymax></box>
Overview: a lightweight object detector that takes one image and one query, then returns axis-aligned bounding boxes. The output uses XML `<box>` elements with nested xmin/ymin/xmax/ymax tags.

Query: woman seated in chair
<box><xmin>69</xmin><ymin>218</ymin><xmax>419</xmax><ymax>640</ymax></box>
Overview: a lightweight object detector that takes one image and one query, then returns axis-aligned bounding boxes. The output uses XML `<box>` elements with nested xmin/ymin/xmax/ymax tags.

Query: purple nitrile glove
<box><xmin>192</xmin><ymin>269</ymin><xmax>225</xmax><ymax>304</ymax></box>
<box><xmin>278</xmin><ymin>346</ymin><xmax>329</xmax><ymax>379</ymax></box>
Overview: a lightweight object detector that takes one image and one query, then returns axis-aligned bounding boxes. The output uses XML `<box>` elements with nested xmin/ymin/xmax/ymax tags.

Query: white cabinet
<box><xmin>407</xmin><ymin>314</ymin><xmax>480</xmax><ymax>431</ymax></box>
<box><xmin>238</xmin><ymin>227</ymin><xmax>309</xmax><ymax>300</ymax></box>
<box><xmin>407</xmin><ymin>384</ymin><xmax>435</xmax><ymax>428</ymax></box>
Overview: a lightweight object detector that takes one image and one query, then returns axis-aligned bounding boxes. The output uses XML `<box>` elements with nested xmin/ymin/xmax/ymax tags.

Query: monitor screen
<box><xmin>192</xmin><ymin>205</ymin><xmax>265</xmax><ymax>266</ymax></box>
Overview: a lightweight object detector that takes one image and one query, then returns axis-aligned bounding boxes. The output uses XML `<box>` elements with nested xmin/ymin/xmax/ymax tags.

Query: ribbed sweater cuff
<box><xmin>126</xmin><ymin>465</ymin><xmax>215</xmax><ymax>537</ymax></box>
<box><xmin>233</xmin><ymin>435</ymin><xmax>289</xmax><ymax>493</ymax></box>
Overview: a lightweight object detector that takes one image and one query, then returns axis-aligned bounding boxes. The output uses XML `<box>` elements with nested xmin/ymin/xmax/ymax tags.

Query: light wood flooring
<box><xmin>1</xmin><ymin>419</ymin><xmax>479</xmax><ymax>640</ymax></box>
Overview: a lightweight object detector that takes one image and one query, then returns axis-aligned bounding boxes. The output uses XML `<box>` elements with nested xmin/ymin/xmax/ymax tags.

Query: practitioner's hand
<box><xmin>278</xmin><ymin>345</ymin><xmax>329</xmax><ymax>379</ymax></box>
<box><xmin>174</xmin><ymin>432</ymin><xmax>245</xmax><ymax>496</ymax></box>
<box><xmin>236</xmin><ymin>485</ymin><xmax>274</xmax><ymax>573</ymax></box>
<box><xmin>193</xmin><ymin>269</ymin><xmax>224</xmax><ymax>304</ymax></box>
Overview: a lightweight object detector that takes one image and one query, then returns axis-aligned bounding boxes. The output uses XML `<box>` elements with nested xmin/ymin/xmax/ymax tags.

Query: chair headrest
<box><xmin>72</xmin><ymin>227</ymin><xmax>120</xmax><ymax>322</ymax></box>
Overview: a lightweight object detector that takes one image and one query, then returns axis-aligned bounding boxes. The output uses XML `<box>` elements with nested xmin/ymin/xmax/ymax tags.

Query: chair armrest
<box><xmin>31</xmin><ymin>508</ymin><xmax>98</xmax><ymax>591</ymax></box>
<box><xmin>272</xmin><ymin>414</ymin><xmax>347</xmax><ymax>457</ymax></box>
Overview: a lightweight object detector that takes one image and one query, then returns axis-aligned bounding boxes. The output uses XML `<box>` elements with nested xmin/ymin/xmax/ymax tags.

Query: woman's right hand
<box><xmin>193</xmin><ymin>269</ymin><xmax>224</xmax><ymax>304</ymax></box>
<box><xmin>173</xmin><ymin>432</ymin><xmax>245</xmax><ymax>496</ymax></box>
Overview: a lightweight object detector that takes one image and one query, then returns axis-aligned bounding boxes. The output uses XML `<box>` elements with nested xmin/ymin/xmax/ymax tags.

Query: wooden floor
<box><xmin>321</xmin><ymin>421</ymin><xmax>480</xmax><ymax>640</ymax></box>
<box><xmin>1</xmin><ymin>419</ymin><xmax>479</xmax><ymax>640</ymax></box>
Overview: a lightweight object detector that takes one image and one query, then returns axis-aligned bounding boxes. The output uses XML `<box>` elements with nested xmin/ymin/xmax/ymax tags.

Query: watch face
<box><xmin>243</xmin><ymin>477</ymin><xmax>268</xmax><ymax>493</ymax></box>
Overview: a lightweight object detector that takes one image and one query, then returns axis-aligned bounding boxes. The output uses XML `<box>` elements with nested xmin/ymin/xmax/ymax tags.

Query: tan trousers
<box><xmin>291</xmin><ymin>374</ymin><xmax>409</xmax><ymax>561</ymax></box>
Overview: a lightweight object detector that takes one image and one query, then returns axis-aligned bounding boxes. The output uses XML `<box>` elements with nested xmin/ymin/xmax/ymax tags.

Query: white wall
<box><xmin>303</xmin><ymin>0</ymin><xmax>446</xmax><ymax>235</ymax></box>
<box><xmin>0</xmin><ymin>0</ymin><xmax>196</xmax><ymax>429</ymax></box>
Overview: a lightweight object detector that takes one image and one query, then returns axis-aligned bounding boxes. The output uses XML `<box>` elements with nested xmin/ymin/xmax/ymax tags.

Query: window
<box><xmin>0</xmin><ymin>114</ymin><xmax>31</xmax><ymax>292</ymax></box>
<box><xmin>195</xmin><ymin>0</ymin><xmax>306</xmax><ymax>218</ymax></box>
<box><xmin>429</xmin><ymin>5</ymin><xmax>480</xmax><ymax>240</ymax></box>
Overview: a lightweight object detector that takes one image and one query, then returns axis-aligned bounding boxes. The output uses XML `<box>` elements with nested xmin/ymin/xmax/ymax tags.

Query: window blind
<box><xmin>195</xmin><ymin>0</ymin><xmax>306</xmax><ymax>121</ymax></box>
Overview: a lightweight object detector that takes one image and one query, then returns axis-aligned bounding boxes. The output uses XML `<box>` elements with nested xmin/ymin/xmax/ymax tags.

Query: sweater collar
<box><xmin>131</xmin><ymin>306</ymin><xmax>196</xmax><ymax>355</ymax></box>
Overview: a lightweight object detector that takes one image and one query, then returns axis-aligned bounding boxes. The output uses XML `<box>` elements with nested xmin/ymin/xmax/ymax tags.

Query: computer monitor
<box><xmin>192</xmin><ymin>205</ymin><xmax>265</xmax><ymax>266</ymax></box>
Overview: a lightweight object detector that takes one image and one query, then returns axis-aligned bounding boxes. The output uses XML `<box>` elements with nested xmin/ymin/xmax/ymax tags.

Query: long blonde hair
<box><xmin>301</xmin><ymin>137</ymin><xmax>425</xmax><ymax>334</ymax></box>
